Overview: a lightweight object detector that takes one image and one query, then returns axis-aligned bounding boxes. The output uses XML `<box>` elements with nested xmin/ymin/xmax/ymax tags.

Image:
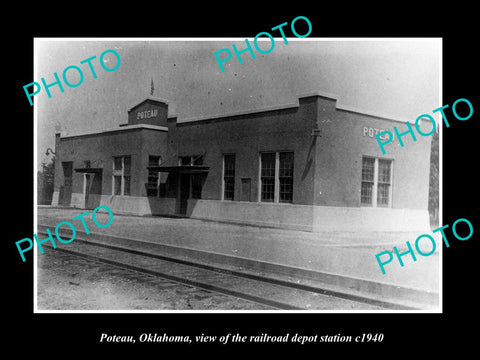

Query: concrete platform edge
<box><xmin>37</xmin><ymin>225</ymin><xmax>439</xmax><ymax>309</ymax></box>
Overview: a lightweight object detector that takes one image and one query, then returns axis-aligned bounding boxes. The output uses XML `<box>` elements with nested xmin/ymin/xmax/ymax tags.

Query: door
<box><xmin>59</xmin><ymin>162</ymin><xmax>73</xmax><ymax>205</ymax></box>
<box><xmin>84</xmin><ymin>172</ymin><xmax>103</xmax><ymax>209</ymax></box>
<box><xmin>241</xmin><ymin>178</ymin><xmax>251</xmax><ymax>202</ymax></box>
<box><xmin>177</xmin><ymin>174</ymin><xmax>190</xmax><ymax>215</ymax></box>
<box><xmin>84</xmin><ymin>174</ymin><xmax>93</xmax><ymax>209</ymax></box>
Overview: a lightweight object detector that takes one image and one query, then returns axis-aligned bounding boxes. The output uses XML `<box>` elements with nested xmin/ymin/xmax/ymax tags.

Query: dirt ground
<box><xmin>36</xmin><ymin>250</ymin><xmax>272</xmax><ymax>311</ymax></box>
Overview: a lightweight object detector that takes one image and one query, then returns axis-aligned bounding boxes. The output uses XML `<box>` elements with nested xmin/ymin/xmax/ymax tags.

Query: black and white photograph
<box><xmin>6</xmin><ymin>8</ymin><xmax>479</xmax><ymax>354</ymax></box>
<box><xmin>34</xmin><ymin>38</ymin><xmax>441</xmax><ymax>312</ymax></box>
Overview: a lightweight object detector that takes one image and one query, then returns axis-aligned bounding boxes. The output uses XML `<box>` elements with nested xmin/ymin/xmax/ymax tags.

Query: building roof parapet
<box><xmin>297</xmin><ymin>90</ymin><xmax>338</xmax><ymax>101</ymax></box>
<box><xmin>178</xmin><ymin>101</ymin><xmax>299</xmax><ymax>125</ymax></box>
<box><xmin>57</xmin><ymin>91</ymin><xmax>418</xmax><ymax>140</ymax></box>
<box><xmin>178</xmin><ymin>90</ymin><xmax>410</xmax><ymax>125</ymax></box>
<box><xmin>58</xmin><ymin>123</ymin><xmax>168</xmax><ymax>139</ymax></box>
<box><xmin>299</xmin><ymin>90</ymin><xmax>415</xmax><ymax>124</ymax></box>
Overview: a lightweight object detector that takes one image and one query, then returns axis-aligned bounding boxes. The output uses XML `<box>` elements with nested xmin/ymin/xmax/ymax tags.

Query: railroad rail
<box><xmin>36</xmin><ymin>225</ymin><xmax>431</xmax><ymax>311</ymax></box>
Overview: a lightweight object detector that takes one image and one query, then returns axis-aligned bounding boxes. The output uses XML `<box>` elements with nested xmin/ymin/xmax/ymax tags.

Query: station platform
<box><xmin>36</xmin><ymin>206</ymin><xmax>441</xmax><ymax>309</ymax></box>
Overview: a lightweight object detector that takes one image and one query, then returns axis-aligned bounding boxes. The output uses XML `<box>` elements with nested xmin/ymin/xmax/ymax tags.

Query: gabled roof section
<box><xmin>128</xmin><ymin>96</ymin><xmax>170</xmax><ymax>113</ymax></box>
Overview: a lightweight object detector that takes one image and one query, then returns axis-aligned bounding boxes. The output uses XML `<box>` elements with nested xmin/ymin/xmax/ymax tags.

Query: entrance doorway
<box><xmin>83</xmin><ymin>172</ymin><xmax>102</xmax><ymax>209</ymax></box>
<box><xmin>59</xmin><ymin>162</ymin><xmax>73</xmax><ymax>206</ymax></box>
<box><xmin>241</xmin><ymin>178</ymin><xmax>252</xmax><ymax>202</ymax></box>
<box><xmin>176</xmin><ymin>174</ymin><xmax>190</xmax><ymax>215</ymax></box>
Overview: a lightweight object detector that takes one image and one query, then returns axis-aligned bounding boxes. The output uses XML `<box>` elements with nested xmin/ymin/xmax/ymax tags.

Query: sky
<box><xmin>35</xmin><ymin>38</ymin><xmax>441</xmax><ymax>168</ymax></box>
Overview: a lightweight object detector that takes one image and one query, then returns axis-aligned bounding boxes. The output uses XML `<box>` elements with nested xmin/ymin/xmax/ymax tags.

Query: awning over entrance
<box><xmin>74</xmin><ymin>168</ymin><xmax>103</xmax><ymax>174</ymax></box>
<box><xmin>147</xmin><ymin>165</ymin><xmax>210</xmax><ymax>174</ymax></box>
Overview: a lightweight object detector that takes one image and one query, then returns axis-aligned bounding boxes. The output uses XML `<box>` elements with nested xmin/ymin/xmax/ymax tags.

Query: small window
<box><xmin>193</xmin><ymin>155</ymin><xmax>203</xmax><ymax>166</ymax></box>
<box><xmin>180</xmin><ymin>156</ymin><xmax>191</xmax><ymax>166</ymax></box>
<box><xmin>114</xmin><ymin>157</ymin><xmax>123</xmax><ymax>171</ymax></box>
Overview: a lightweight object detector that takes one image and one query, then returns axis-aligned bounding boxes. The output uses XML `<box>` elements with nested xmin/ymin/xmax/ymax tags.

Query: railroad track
<box><xmin>36</xmin><ymin>226</ymin><xmax>419</xmax><ymax>311</ymax></box>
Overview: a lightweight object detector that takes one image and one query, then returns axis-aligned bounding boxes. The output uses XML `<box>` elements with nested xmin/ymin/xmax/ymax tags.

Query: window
<box><xmin>123</xmin><ymin>156</ymin><xmax>131</xmax><ymax>196</ymax></box>
<box><xmin>179</xmin><ymin>155</ymin><xmax>204</xmax><ymax>166</ymax></box>
<box><xmin>147</xmin><ymin>155</ymin><xmax>161</xmax><ymax>197</ymax></box>
<box><xmin>113</xmin><ymin>175</ymin><xmax>122</xmax><ymax>195</ymax></box>
<box><xmin>279</xmin><ymin>152</ymin><xmax>294</xmax><ymax>203</ymax></box>
<box><xmin>361</xmin><ymin>157</ymin><xmax>393</xmax><ymax>207</ymax></box>
<box><xmin>223</xmin><ymin>154</ymin><xmax>235</xmax><ymax>200</ymax></box>
<box><xmin>112</xmin><ymin>155</ymin><xmax>131</xmax><ymax>196</ymax></box>
<box><xmin>261</xmin><ymin>153</ymin><xmax>276</xmax><ymax>202</ymax></box>
<box><xmin>260</xmin><ymin>151</ymin><xmax>294</xmax><ymax>203</ymax></box>
<box><xmin>193</xmin><ymin>155</ymin><xmax>203</xmax><ymax>166</ymax></box>
<box><xmin>361</xmin><ymin>157</ymin><xmax>375</xmax><ymax>205</ymax></box>
<box><xmin>180</xmin><ymin>156</ymin><xmax>191</xmax><ymax>166</ymax></box>
<box><xmin>377</xmin><ymin>159</ymin><xmax>392</xmax><ymax>207</ymax></box>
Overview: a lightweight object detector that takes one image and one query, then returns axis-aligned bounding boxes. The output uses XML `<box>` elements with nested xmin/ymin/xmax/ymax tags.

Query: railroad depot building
<box><xmin>51</xmin><ymin>91</ymin><xmax>433</xmax><ymax>232</ymax></box>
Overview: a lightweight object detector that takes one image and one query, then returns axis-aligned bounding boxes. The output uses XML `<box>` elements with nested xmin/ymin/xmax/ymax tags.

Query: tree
<box><xmin>428</xmin><ymin>129</ymin><xmax>439</xmax><ymax>227</ymax></box>
<box><xmin>38</xmin><ymin>155</ymin><xmax>55</xmax><ymax>205</ymax></box>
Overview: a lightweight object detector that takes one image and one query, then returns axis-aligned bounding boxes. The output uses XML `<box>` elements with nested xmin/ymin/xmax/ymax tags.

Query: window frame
<box><xmin>279</xmin><ymin>152</ymin><xmax>294</xmax><ymax>203</ymax></box>
<box><xmin>259</xmin><ymin>151</ymin><xmax>294</xmax><ymax>204</ymax></box>
<box><xmin>360</xmin><ymin>156</ymin><xmax>393</xmax><ymax>208</ymax></box>
<box><xmin>222</xmin><ymin>153</ymin><xmax>236</xmax><ymax>201</ymax></box>
<box><xmin>260</xmin><ymin>152</ymin><xmax>276</xmax><ymax>202</ymax></box>
<box><xmin>112</xmin><ymin>155</ymin><xmax>132</xmax><ymax>196</ymax></box>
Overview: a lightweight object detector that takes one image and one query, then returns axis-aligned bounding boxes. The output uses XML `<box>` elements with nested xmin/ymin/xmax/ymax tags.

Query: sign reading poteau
<box><xmin>137</xmin><ymin>109</ymin><xmax>158</xmax><ymax>120</ymax></box>
<box><xmin>363</xmin><ymin>126</ymin><xmax>391</xmax><ymax>141</ymax></box>
<box><xmin>375</xmin><ymin>98</ymin><xmax>473</xmax><ymax>155</ymax></box>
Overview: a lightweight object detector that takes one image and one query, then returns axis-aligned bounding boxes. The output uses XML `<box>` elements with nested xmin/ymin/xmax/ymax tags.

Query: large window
<box><xmin>261</xmin><ymin>153</ymin><xmax>276</xmax><ymax>202</ymax></box>
<box><xmin>361</xmin><ymin>156</ymin><xmax>392</xmax><ymax>207</ymax></box>
<box><xmin>113</xmin><ymin>155</ymin><xmax>131</xmax><ymax>196</ymax></box>
<box><xmin>223</xmin><ymin>154</ymin><xmax>235</xmax><ymax>200</ymax></box>
<box><xmin>260</xmin><ymin>151</ymin><xmax>294</xmax><ymax>203</ymax></box>
<box><xmin>279</xmin><ymin>152</ymin><xmax>294</xmax><ymax>203</ymax></box>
